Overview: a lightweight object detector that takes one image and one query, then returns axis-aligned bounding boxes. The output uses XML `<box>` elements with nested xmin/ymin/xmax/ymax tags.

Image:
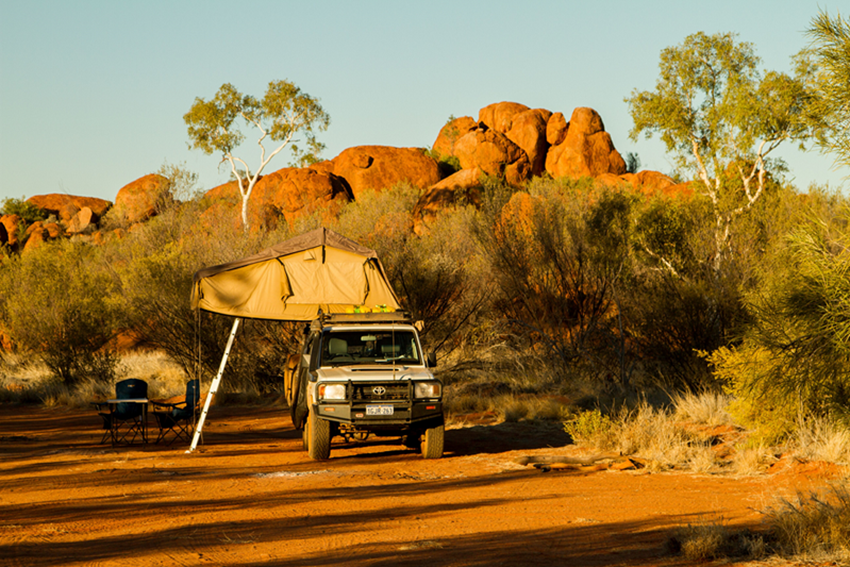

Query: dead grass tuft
<box><xmin>765</xmin><ymin>482</ymin><xmax>850</xmax><ymax>561</ymax></box>
<box><xmin>666</xmin><ymin>520</ymin><xmax>765</xmax><ymax>561</ymax></box>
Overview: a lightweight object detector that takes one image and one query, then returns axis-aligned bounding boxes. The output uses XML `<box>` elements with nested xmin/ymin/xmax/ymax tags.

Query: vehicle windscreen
<box><xmin>320</xmin><ymin>330</ymin><xmax>421</xmax><ymax>367</ymax></box>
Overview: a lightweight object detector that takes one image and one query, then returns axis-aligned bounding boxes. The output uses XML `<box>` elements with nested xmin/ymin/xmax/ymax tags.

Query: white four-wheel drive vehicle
<box><xmin>287</xmin><ymin>312</ymin><xmax>443</xmax><ymax>460</ymax></box>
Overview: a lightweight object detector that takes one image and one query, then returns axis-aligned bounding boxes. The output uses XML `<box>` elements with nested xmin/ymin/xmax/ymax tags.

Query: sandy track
<box><xmin>0</xmin><ymin>405</ymin><xmax>837</xmax><ymax>566</ymax></box>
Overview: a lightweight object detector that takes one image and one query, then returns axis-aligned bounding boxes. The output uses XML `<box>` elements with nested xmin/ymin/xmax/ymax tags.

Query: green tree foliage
<box><xmin>1</xmin><ymin>197</ymin><xmax>47</xmax><ymax>224</ymax></box>
<box><xmin>626</xmin><ymin>32</ymin><xmax>813</xmax><ymax>269</ymax></box>
<box><xmin>709</xmin><ymin>190</ymin><xmax>850</xmax><ymax>440</ymax></box>
<box><xmin>184</xmin><ymin>80</ymin><xmax>330</xmax><ymax>231</ymax></box>
<box><xmin>799</xmin><ymin>10</ymin><xmax>850</xmax><ymax>171</ymax></box>
<box><xmin>0</xmin><ymin>240</ymin><xmax>120</xmax><ymax>386</ymax></box>
<box><xmin>107</xmin><ymin>198</ymin><xmax>302</xmax><ymax>394</ymax></box>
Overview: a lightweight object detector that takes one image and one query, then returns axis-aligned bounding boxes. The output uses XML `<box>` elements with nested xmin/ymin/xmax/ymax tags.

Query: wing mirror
<box><xmin>426</xmin><ymin>351</ymin><xmax>437</xmax><ymax>368</ymax></box>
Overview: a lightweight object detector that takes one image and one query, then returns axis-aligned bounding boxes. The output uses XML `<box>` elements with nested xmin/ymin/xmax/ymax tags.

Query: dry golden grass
<box><xmin>0</xmin><ymin>351</ymin><xmax>191</xmax><ymax>407</ymax></box>
<box><xmin>765</xmin><ymin>482</ymin><xmax>850</xmax><ymax>561</ymax></box>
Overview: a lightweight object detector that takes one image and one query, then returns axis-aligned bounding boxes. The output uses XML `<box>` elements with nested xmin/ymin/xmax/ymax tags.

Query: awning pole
<box><xmin>187</xmin><ymin>317</ymin><xmax>241</xmax><ymax>453</ymax></box>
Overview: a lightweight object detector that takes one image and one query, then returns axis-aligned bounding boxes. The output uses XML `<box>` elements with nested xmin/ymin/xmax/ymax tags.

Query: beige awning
<box><xmin>190</xmin><ymin>228</ymin><xmax>401</xmax><ymax>320</ymax></box>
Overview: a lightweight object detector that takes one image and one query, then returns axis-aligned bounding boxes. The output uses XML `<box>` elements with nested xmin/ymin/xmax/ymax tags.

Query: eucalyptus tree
<box><xmin>800</xmin><ymin>10</ymin><xmax>850</xmax><ymax>172</ymax></box>
<box><xmin>184</xmin><ymin>81</ymin><xmax>330</xmax><ymax>231</ymax></box>
<box><xmin>626</xmin><ymin>32</ymin><xmax>813</xmax><ymax>271</ymax></box>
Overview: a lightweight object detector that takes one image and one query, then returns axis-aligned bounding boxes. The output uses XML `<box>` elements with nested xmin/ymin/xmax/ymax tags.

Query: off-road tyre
<box><xmin>307</xmin><ymin>409</ymin><xmax>331</xmax><ymax>460</ymax></box>
<box><xmin>290</xmin><ymin>367</ymin><xmax>308</xmax><ymax>429</ymax></box>
<box><xmin>421</xmin><ymin>420</ymin><xmax>444</xmax><ymax>459</ymax></box>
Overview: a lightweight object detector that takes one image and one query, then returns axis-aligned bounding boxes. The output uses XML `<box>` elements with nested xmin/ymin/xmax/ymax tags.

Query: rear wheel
<box><xmin>307</xmin><ymin>409</ymin><xmax>331</xmax><ymax>460</ymax></box>
<box><xmin>421</xmin><ymin>419</ymin><xmax>444</xmax><ymax>459</ymax></box>
<box><xmin>290</xmin><ymin>367</ymin><xmax>308</xmax><ymax>429</ymax></box>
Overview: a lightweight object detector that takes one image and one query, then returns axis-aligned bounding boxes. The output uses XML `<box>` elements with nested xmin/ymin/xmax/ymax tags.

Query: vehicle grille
<box><xmin>352</xmin><ymin>382</ymin><xmax>410</xmax><ymax>402</ymax></box>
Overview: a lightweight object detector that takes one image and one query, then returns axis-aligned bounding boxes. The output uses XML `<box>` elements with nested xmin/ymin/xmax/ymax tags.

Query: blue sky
<box><xmin>1</xmin><ymin>0</ymin><xmax>846</xmax><ymax>203</ymax></box>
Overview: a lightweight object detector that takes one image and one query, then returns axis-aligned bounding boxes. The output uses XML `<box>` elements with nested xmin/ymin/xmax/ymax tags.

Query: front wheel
<box><xmin>307</xmin><ymin>409</ymin><xmax>331</xmax><ymax>460</ymax></box>
<box><xmin>421</xmin><ymin>419</ymin><xmax>444</xmax><ymax>459</ymax></box>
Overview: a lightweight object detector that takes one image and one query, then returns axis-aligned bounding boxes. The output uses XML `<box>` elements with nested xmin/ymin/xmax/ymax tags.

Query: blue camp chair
<box><xmin>152</xmin><ymin>379</ymin><xmax>200</xmax><ymax>445</ymax></box>
<box><xmin>94</xmin><ymin>379</ymin><xmax>148</xmax><ymax>446</ymax></box>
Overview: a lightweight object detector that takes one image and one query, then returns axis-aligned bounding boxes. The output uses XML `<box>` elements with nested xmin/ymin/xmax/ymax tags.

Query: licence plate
<box><xmin>366</xmin><ymin>405</ymin><xmax>394</xmax><ymax>416</ymax></box>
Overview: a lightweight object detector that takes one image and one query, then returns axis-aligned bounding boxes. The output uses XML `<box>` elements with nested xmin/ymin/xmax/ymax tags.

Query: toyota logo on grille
<box><xmin>372</xmin><ymin>386</ymin><xmax>387</xmax><ymax>396</ymax></box>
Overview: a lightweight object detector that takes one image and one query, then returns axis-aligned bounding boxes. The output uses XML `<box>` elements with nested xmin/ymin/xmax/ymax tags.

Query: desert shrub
<box><xmin>107</xmin><ymin>199</ymin><xmax>302</xmax><ymax>394</ymax></box>
<box><xmin>1</xmin><ymin>197</ymin><xmax>47</xmax><ymax>223</ymax></box>
<box><xmin>0</xmin><ymin>240</ymin><xmax>121</xmax><ymax>387</ymax></box>
<box><xmin>333</xmin><ymin>183</ymin><xmax>485</xmax><ymax>354</ymax></box>
<box><xmin>666</xmin><ymin>521</ymin><xmax>765</xmax><ymax>561</ymax></box>
<box><xmin>563</xmin><ymin>409</ymin><xmax>615</xmax><ymax>447</ymax></box>
<box><xmin>709</xmin><ymin>200</ymin><xmax>850</xmax><ymax>442</ymax></box>
<box><xmin>765</xmin><ymin>483</ymin><xmax>850</xmax><ymax>560</ymax></box>
<box><xmin>474</xmin><ymin>178</ymin><xmax>638</xmax><ymax>388</ymax></box>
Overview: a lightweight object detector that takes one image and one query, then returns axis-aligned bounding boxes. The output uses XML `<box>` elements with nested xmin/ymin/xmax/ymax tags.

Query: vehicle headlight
<box><xmin>318</xmin><ymin>383</ymin><xmax>346</xmax><ymax>400</ymax></box>
<box><xmin>414</xmin><ymin>381</ymin><xmax>441</xmax><ymax>399</ymax></box>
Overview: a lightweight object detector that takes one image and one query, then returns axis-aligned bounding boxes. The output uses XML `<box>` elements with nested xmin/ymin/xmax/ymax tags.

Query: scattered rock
<box><xmin>67</xmin><ymin>206</ymin><xmax>94</xmax><ymax>234</ymax></box>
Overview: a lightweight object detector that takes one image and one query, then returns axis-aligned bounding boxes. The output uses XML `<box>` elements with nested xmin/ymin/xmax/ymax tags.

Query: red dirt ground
<box><xmin>0</xmin><ymin>405</ymin><xmax>845</xmax><ymax>567</ymax></box>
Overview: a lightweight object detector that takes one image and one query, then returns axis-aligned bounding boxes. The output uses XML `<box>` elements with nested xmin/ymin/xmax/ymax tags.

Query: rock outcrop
<box><xmin>0</xmin><ymin>215</ymin><xmax>20</xmax><ymax>249</ymax></box>
<box><xmin>317</xmin><ymin>146</ymin><xmax>442</xmax><ymax>199</ymax></box>
<box><xmin>251</xmin><ymin>167</ymin><xmax>353</xmax><ymax>227</ymax></box>
<box><xmin>412</xmin><ymin>167</ymin><xmax>485</xmax><ymax>235</ymax></box>
<box><xmin>114</xmin><ymin>174</ymin><xmax>170</xmax><ymax>224</ymax></box>
<box><xmin>432</xmin><ymin>116</ymin><xmax>477</xmax><ymax>158</ymax></box>
<box><xmin>26</xmin><ymin>194</ymin><xmax>112</xmax><ymax>221</ymax></box>
<box><xmin>545</xmin><ymin>107</ymin><xmax>626</xmax><ymax>179</ymax></box>
<box><xmin>453</xmin><ymin>125</ymin><xmax>531</xmax><ymax>185</ymax></box>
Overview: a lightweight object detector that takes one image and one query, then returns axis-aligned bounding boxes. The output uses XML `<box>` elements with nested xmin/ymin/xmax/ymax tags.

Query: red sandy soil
<box><xmin>0</xmin><ymin>405</ymin><xmax>845</xmax><ymax>567</ymax></box>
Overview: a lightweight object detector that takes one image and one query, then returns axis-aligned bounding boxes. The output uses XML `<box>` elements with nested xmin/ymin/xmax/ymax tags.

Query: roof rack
<box><xmin>311</xmin><ymin>310</ymin><xmax>413</xmax><ymax>330</ymax></box>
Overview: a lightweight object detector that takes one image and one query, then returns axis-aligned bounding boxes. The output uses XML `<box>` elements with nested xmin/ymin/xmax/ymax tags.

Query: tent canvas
<box><xmin>187</xmin><ymin>227</ymin><xmax>401</xmax><ymax>452</ymax></box>
<box><xmin>191</xmin><ymin>227</ymin><xmax>401</xmax><ymax>320</ymax></box>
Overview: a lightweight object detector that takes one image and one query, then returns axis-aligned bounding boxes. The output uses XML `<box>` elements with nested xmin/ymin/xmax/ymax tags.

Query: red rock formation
<box><xmin>507</xmin><ymin>108</ymin><xmax>552</xmax><ymax>176</ymax></box>
<box><xmin>321</xmin><ymin>146</ymin><xmax>441</xmax><ymax>199</ymax></box>
<box><xmin>26</xmin><ymin>194</ymin><xmax>111</xmax><ymax>220</ymax></box>
<box><xmin>22</xmin><ymin>222</ymin><xmax>47</xmax><ymax>253</ymax></box>
<box><xmin>412</xmin><ymin>168</ymin><xmax>484</xmax><ymax>235</ymax></box>
<box><xmin>43</xmin><ymin>222</ymin><xmax>64</xmax><ymax>239</ymax></box>
<box><xmin>453</xmin><ymin>126</ymin><xmax>531</xmax><ymax>185</ymax></box>
<box><xmin>596</xmin><ymin>170</ymin><xmax>693</xmax><ymax>199</ymax></box>
<box><xmin>67</xmin><ymin>207</ymin><xmax>94</xmax><ymax>234</ymax></box>
<box><xmin>201</xmin><ymin>168</ymin><xmax>353</xmax><ymax>230</ymax></box>
<box><xmin>478</xmin><ymin>102</ymin><xmax>531</xmax><ymax>133</ymax></box>
<box><xmin>545</xmin><ymin>107</ymin><xmax>626</xmax><ymax>179</ymax></box>
<box><xmin>114</xmin><ymin>174</ymin><xmax>170</xmax><ymax>223</ymax></box>
<box><xmin>251</xmin><ymin>167</ymin><xmax>353</xmax><ymax>228</ymax></box>
<box><xmin>0</xmin><ymin>215</ymin><xmax>19</xmax><ymax>248</ymax></box>
<box><xmin>432</xmin><ymin>116</ymin><xmax>477</xmax><ymax>158</ymax></box>
<box><xmin>546</xmin><ymin>112</ymin><xmax>568</xmax><ymax>146</ymax></box>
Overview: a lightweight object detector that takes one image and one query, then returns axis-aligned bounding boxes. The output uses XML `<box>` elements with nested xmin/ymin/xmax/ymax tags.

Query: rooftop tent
<box><xmin>190</xmin><ymin>227</ymin><xmax>401</xmax><ymax>320</ymax></box>
<box><xmin>187</xmin><ymin>227</ymin><xmax>401</xmax><ymax>453</ymax></box>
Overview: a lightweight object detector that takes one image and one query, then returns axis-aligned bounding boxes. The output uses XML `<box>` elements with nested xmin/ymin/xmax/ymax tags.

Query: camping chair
<box><xmin>152</xmin><ymin>379</ymin><xmax>200</xmax><ymax>445</ymax></box>
<box><xmin>94</xmin><ymin>379</ymin><xmax>149</xmax><ymax>446</ymax></box>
